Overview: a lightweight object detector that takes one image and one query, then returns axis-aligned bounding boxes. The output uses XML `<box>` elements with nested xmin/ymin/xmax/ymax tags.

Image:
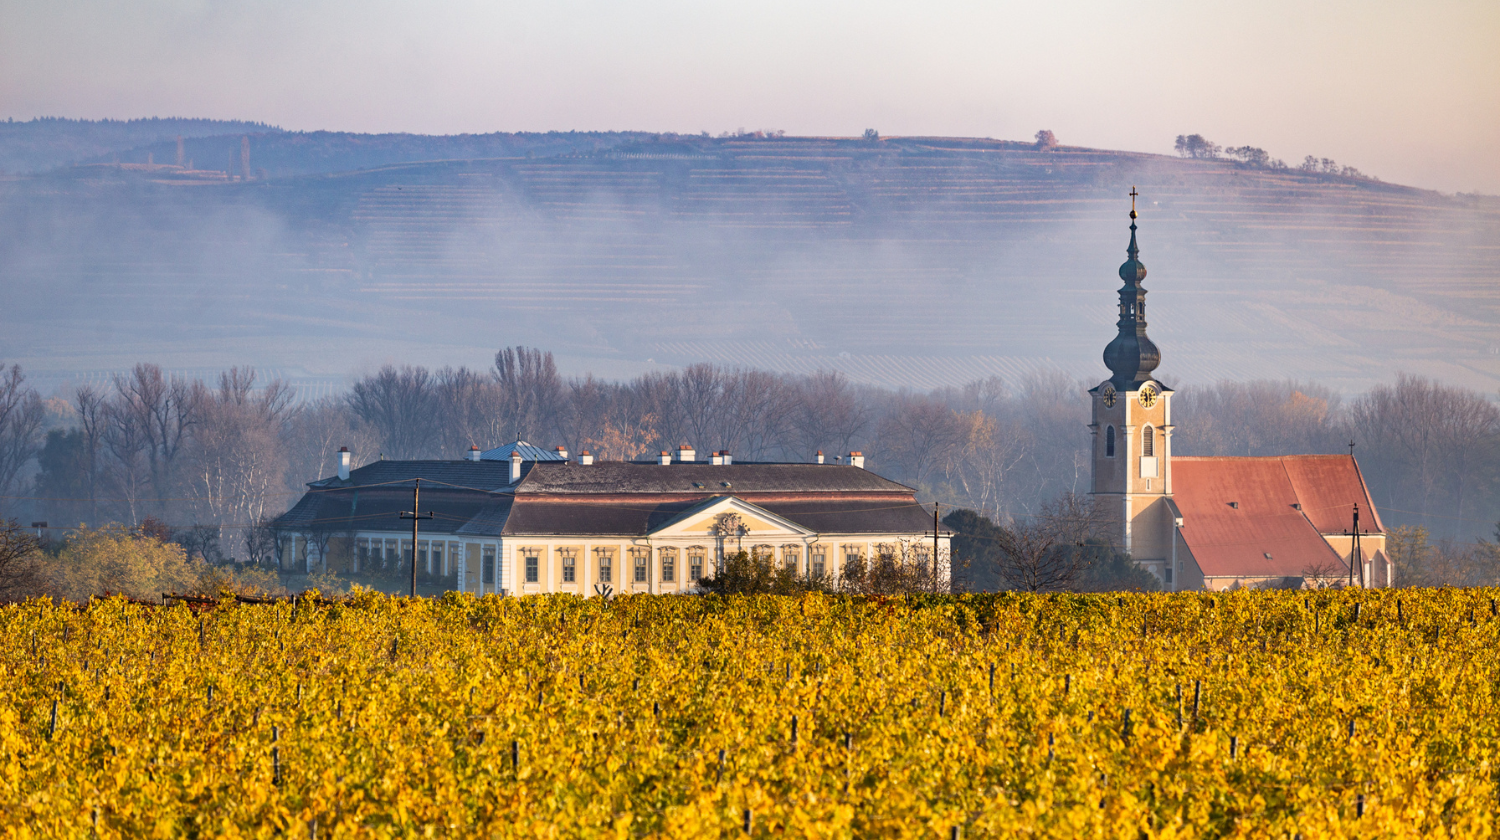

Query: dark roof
<box><xmin>273</xmin><ymin>487</ymin><xmax>499</xmax><ymax>535</ymax></box>
<box><xmin>276</xmin><ymin>459</ymin><xmax>926</xmax><ymax>538</ymax></box>
<box><xmin>499</xmin><ymin>497</ymin><xmax>937</xmax><ymax>537</ymax></box>
<box><xmin>514</xmin><ymin>462</ymin><xmax>912</xmax><ymax>495</ymax></box>
<box><xmin>307</xmin><ymin>459</ymin><xmax>529</xmax><ymax>492</ymax></box>
<box><xmin>501</xmin><ymin>499</ymin><xmax>706</xmax><ymax>536</ymax></box>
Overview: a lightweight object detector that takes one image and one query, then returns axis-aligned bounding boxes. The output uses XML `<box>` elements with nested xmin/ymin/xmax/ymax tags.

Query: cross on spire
<box><xmin>1129</xmin><ymin>186</ymin><xmax>1138</xmax><ymax>218</ymax></box>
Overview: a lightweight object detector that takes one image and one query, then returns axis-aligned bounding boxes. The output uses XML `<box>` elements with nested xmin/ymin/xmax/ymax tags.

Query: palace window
<box><xmin>1106</xmin><ymin>425</ymin><xmax>1116</xmax><ymax>458</ymax></box>
<box><xmin>432</xmin><ymin>542</ymin><xmax>444</xmax><ymax>576</ymax></box>
<box><xmin>631</xmin><ymin>548</ymin><xmax>650</xmax><ymax>583</ymax></box>
<box><xmin>753</xmin><ymin>544</ymin><xmax>775</xmax><ymax>564</ymax></box>
<box><xmin>560</xmin><ymin>548</ymin><xmax>577</xmax><ymax>583</ymax></box>
<box><xmin>525</xmin><ymin>551</ymin><xmax>539</xmax><ymax>584</ymax></box>
<box><xmin>482</xmin><ymin>545</ymin><xmax>496</xmax><ymax>585</ymax></box>
<box><xmin>660</xmin><ymin>548</ymin><xmax>677</xmax><ymax>583</ymax></box>
<box><xmin>843</xmin><ymin>545</ymin><xmax>863</xmax><ymax>575</ymax></box>
<box><xmin>688</xmin><ymin>546</ymin><xmax>706</xmax><ymax>582</ymax></box>
<box><xmin>782</xmin><ymin>545</ymin><xmax>801</xmax><ymax>576</ymax></box>
<box><xmin>596</xmin><ymin>547</ymin><xmax>614</xmax><ymax>583</ymax></box>
<box><xmin>418</xmin><ymin>541</ymin><xmax>429</xmax><ymax>573</ymax></box>
<box><xmin>1142</xmin><ymin>425</ymin><xmax>1155</xmax><ymax>457</ymax></box>
<box><xmin>811</xmin><ymin>548</ymin><xmax>826</xmax><ymax>578</ymax></box>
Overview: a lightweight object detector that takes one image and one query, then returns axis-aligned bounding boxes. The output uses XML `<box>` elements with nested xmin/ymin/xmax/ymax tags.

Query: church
<box><xmin>1089</xmin><ymin>193</ymin><xmax>1390</xmax><ymax>590</ymax></box>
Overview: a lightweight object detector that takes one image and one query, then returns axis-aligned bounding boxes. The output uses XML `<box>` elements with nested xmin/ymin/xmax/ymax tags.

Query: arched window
<box><xmin>1142</xmin><ymin>425</ymin><xmax>1155</xmax><ymax>458</ymax></box>
<box><xmin>1106</xmin><ymin>425</ymin><xmax>1116</xmax><ymax>457</ymax></box>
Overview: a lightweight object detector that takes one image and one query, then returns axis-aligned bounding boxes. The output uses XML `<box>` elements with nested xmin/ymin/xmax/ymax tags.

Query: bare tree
<box><xmin>186</xmin><ymin>368</ymin><xmax>293</xmax><ymax>546</ymax></box>
<box><xmin>875</xmin><ymin>393</ymin><xmax>964</xmax><ymax>489</ymax></box>
<box><xmin>1173</xmin><ymin>380</ymin><xmax>1343</xmax><ymax>457</ymax></box>
<box><xmin>494</xmin><ymin>346</ymin><xmax>562</xmax><ymax>443</ymax></box>
<box><xmin>243</xmin><ymin>518</ymin><xmax>279</xmax><ymax>568</ymax></box>
<box><xmin>991</xmin><ymin>492</ymin><xmax>1115</xmax><ymax>592</ymax></box>
<box><xmin>347</xmin><ymin>365</ymin><xmax>439</xmax><ymax>459</ymax></box>
<box><xmin>1349</xmin><ymin>374</ymin><xmax>1500</xmax><ymax>536</ymax></box>
<box><xmin>435</xmin><ymin>366</ymin><xmax>506</xmax><ymax>455</ymax></box>
<box><xmin>283</xmin><ymin>396</ymin><xmax>379</xmax><ymax>489</ymax></box>
<box><xmin>792</xmin><ymin>370</ymin><xmax>868</xmax><ymax>459</ymax></box>
<box><xmin>101</xmin><ymin>393</ymin><xmax>153</xmax><ymax>526</ymax></box>
<box><xmin>74</xmin><ymin>385</ymin><xmax>107</xmax><ymax>523</ymax></box>
<box><xmin>0</xmin><ymin>519</ymin><xmax>42</xmax><ymax>599</ymax></box>
<box><xmin>0</xmin><ymin>364</ymin><xmax>44</xmax><ymax>518</ymax></box>
<box><xmin>110</xmin><ymin>363</ymin><xmax>201</xmax><ymax>513</ymax></box>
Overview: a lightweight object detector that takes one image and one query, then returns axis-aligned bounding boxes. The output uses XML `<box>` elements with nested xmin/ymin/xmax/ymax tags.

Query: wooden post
<box><xmin>400</xmin><ymin>478</ymin><xmax>434</xmax><ymax>598</ymax></box>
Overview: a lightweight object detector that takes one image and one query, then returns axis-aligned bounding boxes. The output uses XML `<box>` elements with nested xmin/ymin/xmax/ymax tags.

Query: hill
<box><xmin>1</xmin><ymin>131</ymin><xmax>1497</xmax><ymax>396</ymax></box>
<box><xmin>0</xmin><ymin>117</ymin><xmax>282</xmax><ymax>174</ymax></box>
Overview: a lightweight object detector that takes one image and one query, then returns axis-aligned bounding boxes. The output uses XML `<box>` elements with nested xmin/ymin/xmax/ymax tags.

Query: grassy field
<box><xmin>4</xmin><ymin>589</ymin><xmax>1496</xmax><ymax>837</ymax></box>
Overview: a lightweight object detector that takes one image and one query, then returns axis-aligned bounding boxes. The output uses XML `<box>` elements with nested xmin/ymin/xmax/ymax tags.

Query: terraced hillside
<box><xmin>2</xmin><ymin>134</ymin><xmax>1496</xmax><ymax>395</ymax></box>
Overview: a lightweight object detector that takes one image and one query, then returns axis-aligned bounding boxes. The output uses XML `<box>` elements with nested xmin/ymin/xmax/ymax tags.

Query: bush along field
<box><xmin>3</xmin><ymin>589</ymin><xmax>1497</xmax><ymax>838</ymax></box>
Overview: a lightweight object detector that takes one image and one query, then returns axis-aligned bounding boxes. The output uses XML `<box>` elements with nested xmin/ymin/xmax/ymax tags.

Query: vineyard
<box><xmin>4</xmin><ymin>588</ymin><xmax>1497</xmax><ymax>837</ymax></box>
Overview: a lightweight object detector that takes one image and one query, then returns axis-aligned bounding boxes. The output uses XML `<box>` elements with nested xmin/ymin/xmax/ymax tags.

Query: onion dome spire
<box><xmin>1102</xmin><ymin>188</ymin><xmax>1161</xmax><ymax>387</ymax></box>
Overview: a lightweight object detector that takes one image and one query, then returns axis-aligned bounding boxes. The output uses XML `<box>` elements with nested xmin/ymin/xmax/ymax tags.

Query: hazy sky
<box><xmin>3</xmin><ymin>0</ymin><xmax>1497</xmax><ymax>193</ymax></box>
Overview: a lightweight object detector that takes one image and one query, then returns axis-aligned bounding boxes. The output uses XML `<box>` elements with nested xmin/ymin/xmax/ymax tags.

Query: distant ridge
<box><xmin>1</xmin><ymin>130</ymin><xmax>1496</xmax><ymax>395</ymax></box>
<box><xmin>0</xmin><ymin>117</ymin><xmax>283</xmax><ymax>174</ymax></box>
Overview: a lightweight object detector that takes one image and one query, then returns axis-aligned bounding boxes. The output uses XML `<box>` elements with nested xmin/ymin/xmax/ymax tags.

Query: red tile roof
<box><xmin>1171</xmin><ymin>455</ymin><xmax>1375</xmax><ymax>579</ymax></box>
<box><xmin>1278</xmin><ymin>455</ymin><xmax>1384</xmax><ymax>534</ymax></box>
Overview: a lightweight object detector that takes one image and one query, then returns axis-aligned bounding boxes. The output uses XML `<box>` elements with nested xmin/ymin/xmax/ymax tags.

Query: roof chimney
<box><xmin>555</xmin><ymin>445</ymin><xmax>569</xmax><ymax>460</ymax></box>
<box><xmin>815</xmin><ymin>450</ymin><xmax>824</xmax><ymax>464</ymax></box>
<box><xmin>659</xmin><ymin>451</ymin><xmax>672</xmax><ymax>465</ymax></box>
<box><xmin>848</xmin><ymin>451</ymin><xmax>865</xmax><ymax>469</ymax></box>
<box><xmin>338</xmin><ymin>446</ymin><xmax>351</xmax><ymax>481</ymax></box>
<box><xmin>710</xmin><ymin>451</ymin><xmax>724</xmax><ymax>466</ymax></box>
<box><xmin>510</xmin><ymin>449</ymin><xmax>523</xmax><ymax>483</ymax></box>
<box><xmin>722</xmin><ymin>450</ymin><xmax>732</xmax><ymax>465</ymax></box>
<box><xmin>678</xmin><ymin>444</ymin><xmax>696</xmax><ymax>462</ymax></box>
<box><xmin>468</xmin><ymin>445</ymin><xmax>481</xmax><ymax>462</ymax></box>
<box><xmin>579</xmin><ymin>450</ymin><xmax>594</xmax><ymax>466</ymax></box>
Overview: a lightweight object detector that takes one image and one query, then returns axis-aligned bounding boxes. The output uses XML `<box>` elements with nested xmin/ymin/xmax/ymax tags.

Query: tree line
<box><xmin>1174</xmin><ymin>133</ymin><xmax>1374</xmax><ymax>180</ymax></box>
<box><xmin>0</xmin><ymin>351</ymin><xmax>1496</xmax><ymax>577</ymax></box>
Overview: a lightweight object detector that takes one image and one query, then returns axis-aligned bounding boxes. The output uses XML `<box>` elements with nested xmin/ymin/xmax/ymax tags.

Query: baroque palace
<box><xmin>1090</xmin><ymin>193</ymin><xmax>1389</xmax><ymax>590</ymax></box>
<box><xmin>272</xmin><ymin>443</ymin><xmax>947</xmax><ymax>595</ymax></box>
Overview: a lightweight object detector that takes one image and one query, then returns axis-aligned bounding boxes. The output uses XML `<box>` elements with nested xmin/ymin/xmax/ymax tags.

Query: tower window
<box><xmin>1106</xmin><ymin>426</ymin><xmax>1116</xmax><ymax>458</ymax></box>
<box><xmin>1143</xmin><ymin>425</ymin><xmax>1155</xmax><ymax>457</ymax></box>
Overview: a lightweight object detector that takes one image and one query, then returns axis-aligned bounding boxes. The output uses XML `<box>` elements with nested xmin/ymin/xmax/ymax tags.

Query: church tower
<box><xmin>1089</xmin><ymin>190</ymin><xmax>1176</xmax><ymax>584</ymax></box>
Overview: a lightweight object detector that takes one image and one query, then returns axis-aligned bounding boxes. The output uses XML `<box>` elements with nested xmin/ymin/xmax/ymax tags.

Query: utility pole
<box><xmin>933</xmin><ymin>502</ymin><xmax>941</xmax><ymax>593</ymax></box>
<box><xmin>1343</xmin><ymin>503</ymin><xmax>1364</xmax><ymax>589</ymax></box>
<box><xmin>400</xmin><ymin>478</ymin><xmax>433</xmax><ymax>598</ymax></box>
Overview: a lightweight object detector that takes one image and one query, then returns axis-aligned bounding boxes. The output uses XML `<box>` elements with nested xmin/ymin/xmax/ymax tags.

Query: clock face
<box><xmin>1101</xmin><ymin>386</ymin><xmax>1117</xmax><ymax>408</ymax></box>
<box><xmin>1138</xmin><ymin>383</ymin><xmax>1159</xmax><ymax>409</ymax></box>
